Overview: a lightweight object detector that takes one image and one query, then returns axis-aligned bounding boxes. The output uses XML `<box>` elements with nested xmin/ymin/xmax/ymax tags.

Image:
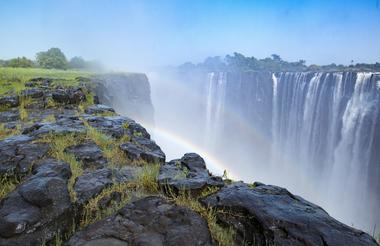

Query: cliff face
<box><xmin>0</xmin><ymin>72</ymin><xmax>378</xmax><ymax>245</ymax></box>
<box><xmin>199</xmin><ymin>70</ymin><xmax>380</xmax><ymax>233</ymax></box>
<box><xmin>92</xmin><ymin>73</ymin><xmax>154</xmax><ymax>125</ymax></box>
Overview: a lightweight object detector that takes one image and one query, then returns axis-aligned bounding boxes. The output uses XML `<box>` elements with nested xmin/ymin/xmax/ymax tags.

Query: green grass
<box><xmin>0</xmin><ymin>123</ymin><xmax>21</xmax><ymax>140</ymax></box>
<box><xmin>80</xmin><ymin>182</ymin><xmax>135</xmax><ymax>228</ymax></box>
<box><xmin>135</xmin><ymin>163</ymin><xmax>160</xmax><ymax>192</ymax></box>
<box><xmin>0</xmin><ymin>67</ymin><xmax>92</xmax><ymax>96</ymax></box>
<box><xmin>0</xmin><ymin>175</ymin><xmax>21</xmax><ymax>200</ymax></box>
<box><xmin>40</xmin><ymin>133</ymin><xmax>85</xmax><ymax>201</ymax></box>
<box><xmin>168</xmin><ymin>189</ymin><xmax>236</xmax><ymax>246</ymax></box>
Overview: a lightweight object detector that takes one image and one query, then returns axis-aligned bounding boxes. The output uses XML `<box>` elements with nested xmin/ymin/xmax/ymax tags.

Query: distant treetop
<box><xmin>179</xmin><ymin>52</ymin><xmax>380</xmax><ymax>72</ymax></box>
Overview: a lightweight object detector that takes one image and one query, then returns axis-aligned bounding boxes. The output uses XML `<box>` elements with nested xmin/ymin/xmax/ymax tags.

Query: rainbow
<box><xmin>145</xmin><ymin>125</ymin><xmax>241</xmax><ymax>180</ymax></box>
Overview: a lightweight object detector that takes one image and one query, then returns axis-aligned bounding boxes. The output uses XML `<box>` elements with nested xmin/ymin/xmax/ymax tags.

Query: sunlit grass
<box><xmin>40</xmin><ymin>133</ymin><xmax>84</xmax><ymax>201</ymax></box>
<box><xmin>0</xmin><ymin>123</ymin><xmax>21</xmax><ymax>140</ymax></box>
<box><xmin>0</xmin><ymin>175</ymin><xmax>21</xmax><ymax>200</ymax></box>
<box><xmin>168</xmin><ymin>188</ymin><xmax>236</xmax><ymax>246</ymax></box>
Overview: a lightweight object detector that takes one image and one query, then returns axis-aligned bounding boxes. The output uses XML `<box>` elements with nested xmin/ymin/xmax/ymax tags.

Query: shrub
<box><xmin>36</xmin><ymin>48</ymin><xmax>68</xmax><ymax>69</ymax></box>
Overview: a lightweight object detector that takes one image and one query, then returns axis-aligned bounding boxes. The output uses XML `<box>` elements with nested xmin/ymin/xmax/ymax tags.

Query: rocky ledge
<box><xmin>0</xmin><ymin>75</ymin><xmax>378</xmax><ymax>246</ymax></box>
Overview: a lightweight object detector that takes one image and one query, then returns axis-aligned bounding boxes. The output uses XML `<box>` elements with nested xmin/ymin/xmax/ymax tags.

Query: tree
<box><xmin>271</xmin><ymin>54</ymin><xmax>282</xmax><ymax>62</ymax></box>
<box><xmin>5</xmin><ymin>57</ymin><xmax>34</xmax><ymax>68</ymax></box>
<box><xmin>69</xmin><ymin>56</ymin><xmax>86</xmax><ymax>69</ymax></box>
<box><xmin>36</xmin><ymin>48</ymin><xmax>68</xmax><ymax>69</ymax></box>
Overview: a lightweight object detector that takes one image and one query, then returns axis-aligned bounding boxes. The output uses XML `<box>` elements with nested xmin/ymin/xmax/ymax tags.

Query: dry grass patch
<box><xmin>167</xmin><ymin>188</ymin><xmax>236</xmax><ymax>246</ymax></box>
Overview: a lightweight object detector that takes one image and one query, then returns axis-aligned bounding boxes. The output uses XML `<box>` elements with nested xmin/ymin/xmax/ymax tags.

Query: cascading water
<box><xmin>204</xmin><ymin>72</ymin><xmax>227</xmax><ymax>151</ymax></box>
<box><xmin>201</xmin><ymin>70</ymin><xmax>380</xmax><ymax>232</ymax></box>
<box><xmin>150</xmin><ymin>69</ymin><xmax>380</xmax><ymax>233</ymax></box>
<box><xmin>271</xmin><ymin>71</ymin><xmax>380</xmax><ymax>232</ymax></box>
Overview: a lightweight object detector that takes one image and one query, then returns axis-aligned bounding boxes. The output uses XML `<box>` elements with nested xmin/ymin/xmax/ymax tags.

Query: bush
<box><xmin>4</xmin><ymin>57</ymin><xmax>34</xmax><ymax>68</ymax></box>
<box><xmin>36</xmin><ymin>47</ymin><xmax>68</xmax><ymax>69</ymax></box>
<box><xmin>69</xmin><ymin>56</ymin><xmax>86</xmax><ymax>69</ymax></box>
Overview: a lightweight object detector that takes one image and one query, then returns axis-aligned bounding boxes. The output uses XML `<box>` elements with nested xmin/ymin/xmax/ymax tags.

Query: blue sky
<box><xmin>0</xmin><ymin>0</ymin><xmax>379</xmax><ymax>70</ymax></box>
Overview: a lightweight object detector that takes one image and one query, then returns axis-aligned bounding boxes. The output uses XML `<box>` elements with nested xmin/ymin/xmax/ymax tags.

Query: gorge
<box><xmin>143</xmin><ymin>70</ymin><xmax>380</xmax><ymax>235</ymax></box>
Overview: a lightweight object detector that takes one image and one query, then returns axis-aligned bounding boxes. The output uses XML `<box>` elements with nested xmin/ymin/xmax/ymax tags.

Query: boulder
<box><xmin>0</xmin><ymin>135</ymin><xmax>49</xmax><ymax>176</ymax></box>
<box><xmin>23</xmin><ymin>115</ymin><xmax>86</xmax><ymax>136</ymax></box>
<box><xmin>120</xmin><ymin>141</ymin><xmax>165</xmax><ymax>164</ymax></box>
<box><xmin>64</xmin><ymin>141</ymin><xmax>107</xmax><ymax>170</ymax></box>
<box><xmin>22</xmin><ymin>88</ymin><xmax>44</xmax><ymax>98</ymax></box>
<box><xmin>0</xmin><ymin>159</ymin><xmax>72</xmax><ymax>245</ymax></box>
<box><xmin>0</xmin><ymin>109</ymin><xmax>20</xmax><ymax>123</ymax></box>
<box><xmin>52</xmin><ymin>88</ymin><xmax>86</xmax><ymax>105</ymax></box>
<box><xmin>84</xmin><ymin>104</ymin><xmax>115</xmax><ymax>115</ymax></box>
<box><xmin>0</xmin><ymin>95</ymin><xmax>20</xmax><ymax>108</ymax></box>
<box><xmin>66</xmin><ymin>196</ymin><xmax>215</xmax><ymax>246</ymax></box>
<box><xmin>85</xmin><ymin>115</ymin><xmax>149</xmax><ymax>139</ymax></box>
<box><xmin>158</xmin><ymin>153</ymin><xmax>223</xmax><ymax>195</ymax></box>
<box><xmin>200</xmin><ymin>182</ymin><xmax>379</xmax><ymax>246</ymax></box>
<box><xmin>74</xmin><ymin>168</ymin><xmax>113</xmax><ymax>205</ymax></box>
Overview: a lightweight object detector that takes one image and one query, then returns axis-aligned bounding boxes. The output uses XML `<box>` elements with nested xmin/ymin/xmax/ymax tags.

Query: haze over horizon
<box><xmin>1</xmin><ymin>0</ymin><xmax>380</xmax><ymax>71</ymax></box>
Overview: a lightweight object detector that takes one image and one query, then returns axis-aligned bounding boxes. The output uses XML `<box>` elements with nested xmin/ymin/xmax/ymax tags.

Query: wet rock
<box><xmin>66</xmin><ymin>196</ymin><xmax>214</xmax><ymax>246</ymax></box>
<box><xmin>52</xmin><ymin>88</ymin><xmax>86</xmax><ymax>104</ymax></box>
<box><xmin>64</xmin><ymin>141</ymin><xmax>107</xmax><ymax>170</ymax></box>
<box><xmin>113</xmin><ymin>165</ymin><xmax>142</xmax><ymax>183</ymax></box>
<box><xmin>74</xmin><ymin>168</ymin><xmax>113</xmax><ymax>205</ymax></box>
<box><xmin>200</xmin><ymin>182</ymin><xmax>379</xmax><ymax>246</ymax></box>
<box><xmin>85</xmin><ymin>115</ymin><xmax>149</xmax><ymax>139</ymax></box>
<box><xmin>0</xmin><ymin>95</ymin><xmax>20</xmax><ymax>108</ymax></box>
<box><xmin>0</xmin><ymin>159</ymin><xmax>72</xmax><ymax>245</ymax></box>
<box><xmin>0</xmin><ymin>109</ymin><xmax>20</xmax><ymax>123</ymax></box>
<box><xmin>0</xmin><ymin>135</ymin><xmax>49</xmax><ymax>176</ymax></box>
<box><xmin>22</xmin><ymin>88</ymin><xmax>44</xmax><ymax>98</ymax></box>
<box><xmin>84</xmin><ymin>104</ymin><xmax>115</xmax><ymax>115</ymax></box>
<box><xmin>158</xmin><ymin>153</ymin><xmax>223</xmax><ymax>195</ymax></box>
<box><xmin>120</xmin><ymin>141</ymin><xmax>165</xmax><ymax>164</ymax></box>
<box><xmin>23</xmin><ymin>115</ymin><xmax>86</xmax><ymax>136</ymax></box>
<box><xmin>29</xmin><ymin>77</ymin><xmax>52</xmax><ymax>86</ymax></box>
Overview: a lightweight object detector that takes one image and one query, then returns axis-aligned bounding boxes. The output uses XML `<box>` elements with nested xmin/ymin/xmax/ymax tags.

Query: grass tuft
<box><xmin>0</xmin><ymin>175</ymin><xmax>21</xmax><ymax>200</ymax></box>
<box><xmin>136</xmin><ymin>163</ymin><xmax>160</xmax><ymax>193</ymax></box>
<box><xmin>40</xmin><ymin>133</ymin><xmax>84</xmax><ymax>201</ymax></box>
<box><xmin>169</xmin><ymin>190</ymin><xmax>236</xmax><ymax>246</ymax></box>
<box><xmin>80</xmin><ymin>182</ymin><xmax>135</xmax><ymax>228</ymax></box>
<box><xmin>0</xmin><ymin>123</ymin><xmax>21</xmax><ymax>140</ymax></box>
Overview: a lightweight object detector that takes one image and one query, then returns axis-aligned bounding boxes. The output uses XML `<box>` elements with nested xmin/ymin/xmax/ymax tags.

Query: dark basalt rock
<box><xmin>64</xmin><ymin>141</ymin><xmax>107</xmax><ymax>170</ymax></box>
<box><xmin>0</xmin><ymin>95</ymin><xmax>20</xmax><ymax>108</ymax></box>
<box><xmin>113</xmin><ymin>165</ymin><xmax>142</xmax><ymax>183</ymax></box>
<box><xmin>23</xmin><ymin>115</ymin><xmax>86</xmax><ymax>136</ymax></box>
<box><xmin>0</xmin><ymin>109</ymin><xmax>20</xmax><ymax>123</ymax></box>
<box><xmin>52</xmin><ymin>88</ymin><xmax>86</xmax><ymax>105</ymax></box>
<box><xmin>0</xmin><ymin>135</ymin><xmax>49</xmax><ymax>176</ymax></box>
<box><xmin>85</xmin><ymin>115</ymin><xmax>149</xmax><ymax>139</ymax></box>
<box><xmin>119</xmin><ymin>140</ymin><xmax>165</xmax><ymax>164</ymax></box>
<box><xmin>97</xmin><ymin>191</ymin><xmax>122</xmax><ymax>210</ymax></box>
<box><xmin>66</xmin><ymin>196</ymin><xmax>215</xmax><ymax>246</ymax></box>
<box><xmin>84</xmin><ymin>104</ymin><xmax>115</xmax><ymax>115</ymax></box>
<box><xmin>200</xmin><ymin>182</ymin><xmax>379</xmax><ymax>246</ymax></box>
<box><xmin>0</xmin><ymin>159</ymin><xmax>72</xmax><ymax>245</ymax></box>
<box><xmin>74</xmin><ymin>168</ymin><xmax>113</xmax><ymax>205</ymax></box>
<box><xmin>158</xmin><ymin>153</ymin><xmax>224</xmax><ymax>195</ymax></box>
<box><xmin>22</xmin><ymin>88</ymin><xmax>44</xmax><ymax>98</ymax></box>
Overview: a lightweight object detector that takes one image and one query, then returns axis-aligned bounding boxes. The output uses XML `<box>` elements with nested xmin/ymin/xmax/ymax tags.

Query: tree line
<box><xmin>0</xmin><ymin>48</ymin><xmax>102</xmax><ymax>70</ymax></box>
<box><xmin>179</xmin><ymin>52</ymin><xmax>380</xmax><ymax>72</ymax></box>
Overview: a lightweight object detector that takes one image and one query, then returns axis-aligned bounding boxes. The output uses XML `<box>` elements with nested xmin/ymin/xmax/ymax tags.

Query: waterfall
<box><xmin>199</xmin><ymin>70</ymin><xmax>379</xmax><ymax>232</ymax></box>
<box><xmin>204</xmin><ymin>72</ymin><xmax>227</xmax><ymax>151</ymax></box>
<box><xmin>272</xmin><ymin>71</ymin><xmax>380</xmax><ymax>232</ymax></box>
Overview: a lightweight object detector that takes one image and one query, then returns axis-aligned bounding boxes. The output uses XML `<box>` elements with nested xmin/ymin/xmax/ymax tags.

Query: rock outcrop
<box><xmin>158</xmin><ymin>153</ymin><xmax>224</xmax><ymax>195</ymax></box>
<box><xmin>200</xmin><ymin>182</ymin><xmax>379</xmax><ymax>246</ymax></box>
<box><xmin>66</xmin><ymin>196</ymin><xmax>215</xmax><ymax>246</ymax></box>
<box><xmin>0</xmin><ymin>159</ymin><xmax>72</xmax><ymax>245</ymax></box>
